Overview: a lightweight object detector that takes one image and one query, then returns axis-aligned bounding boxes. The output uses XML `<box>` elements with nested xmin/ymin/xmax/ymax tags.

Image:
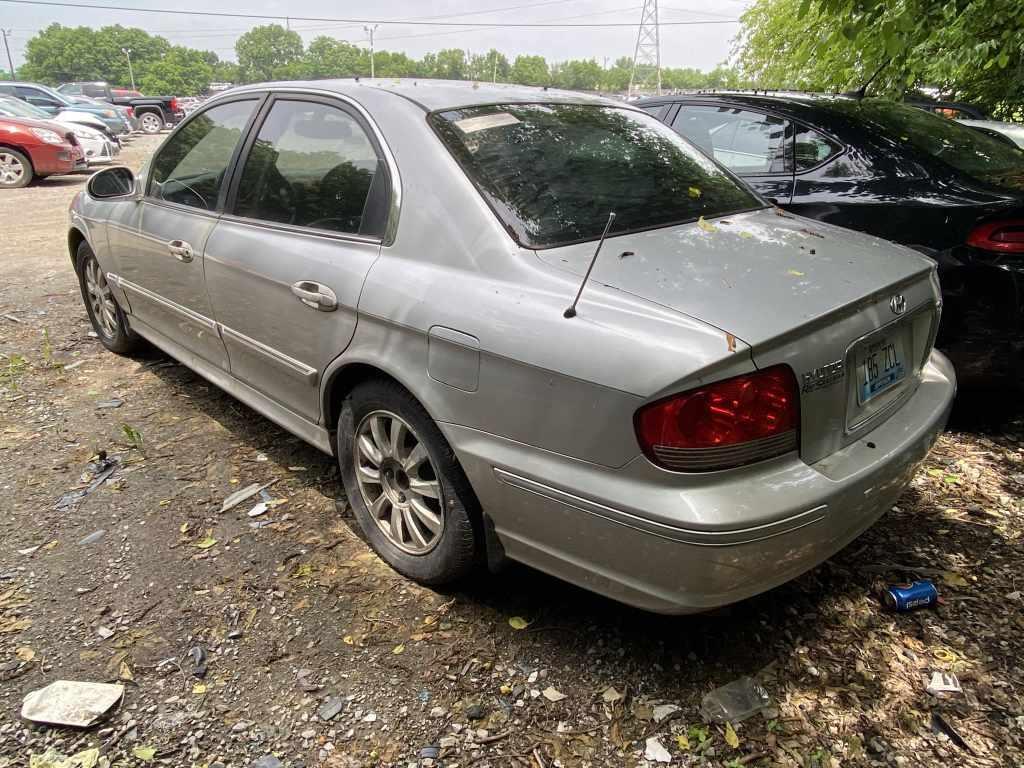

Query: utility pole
<box><xmin>492</xmin><ymin>51</ymin><xmax>497</xmax><ymax>83</ymax></box>
<box><xmin>363</xmin><ymin>24</ymin><xmax>378</xmax><ymax>79</ymax></box>
<box><xmin>629</xmin><ymin>0</ymin><xmax>661</xmax><ymax>98</ymax></box>
<box><xmin>122</xmin><ymin>47</ymin><xmax>135</xmax><ymax>90</ymax></box>
<box><xmin>1</xmin><ymin>29</ymin><xmax>14</xmax><ymax>81</ymax></box>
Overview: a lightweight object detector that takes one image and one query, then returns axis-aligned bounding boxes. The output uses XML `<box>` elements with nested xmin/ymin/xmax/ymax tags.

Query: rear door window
<box><xmin>794</xmin><ymin>125</ymin><xmax>842</xmax><ymax>171</ymax></box>
<box><xmin>148</xmin><ymin>98</ymin><xmax>258</xmax><ymax>210</ymax></box>
<box><xmin>231</xmin><ymin>99</ymin><xmax>386</xmax><ymax>237</ymax></box>
<box><xmin>673</xmin><ymin>105</ymin><xmax>792</xmax><ymax>175</ymax></box>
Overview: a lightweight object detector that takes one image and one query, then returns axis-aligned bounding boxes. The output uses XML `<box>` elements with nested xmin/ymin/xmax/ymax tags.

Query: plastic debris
<box><xmin>644</xmin><ymin>736</ymin><xmax>672</xmax><ymax>763</ymax></box>
<box><xmin>318</xmin><ymin>696</ymin><xmax>346</xmax><ymax>721</ymax></box>
<box><xmin>21</xmin><ymin>680</ymin><xmax>124</xmax><ymax>727</ymax></box>
<box><xmin>220</xmin><ymin>480</ymin><xmax>276</xmax><ymax>513</ymax></box>
<box><xmin>18</xmin><ymin>545</ymin><xmax>42</xmax><ymax>556</ymax></box>
<box><xmin>95</xmin><ymin>398</ymin><xmax>124</xmax><ymax>409</ymax></box>
<box><xmin>78</xmin><ymin>530</ymin><xmax>106</xmax><ymax>545</ymax></box>
<box><xmin>96</xmin><ymin>626</ymin><xmax>114</xmax><ymax>639</ymax></box>
<box><xmin>542</xmin><ymin>686</ymin><xmax>566</xmax><ymax>702</ymax></box>
<box><xmin>250</xmin><ymin>758</ymin><xmax>283</xmax><ymax>768</ymax></box>
<box><xmin>653</xmin><ymin>703</ymin><xmax>680</xmax><ymax>722</ymax></box>
<box><xmin>700</xmin><ymin>676</ymin><xmax>771</xmax><ymax>724</ymax></box>
<box><xmin>926</xmin><ymin>671</ymin><xmax>962</xmax><ymax>695</ymax></box>
<box><xmin>55</xmin><ymin>454</ymin><xmax>118</xmax><ymax>510</ymax></box>
<box><xmin>601</xmin><ymin>686</ymin><xmax>624</xmax><ymax>704</ymax></box>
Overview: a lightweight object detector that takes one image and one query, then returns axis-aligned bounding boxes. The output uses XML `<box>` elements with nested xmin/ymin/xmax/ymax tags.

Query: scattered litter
<box><xmin>362</xmin><ymin>711</ymin><xmax>377</xmax><ymax>723</ymax></box>
<box><xmin>644</xmin><ymin>736</ymin><xmax>672</xmax><ymax>763</ymax></box>
<box><xmin>601</xmin><ymin>686</ymin><xmax>624</xmax><ymax>704</ymax></box>
<box><xmin>21</xmin><ymin>680</ymin><xmax>124</xmax><ymax>727</ymax></box>
<box><xmin>17</xmin><ymin>646</ymin><xmax>35</xmax><ymax>662</ymax></box>
<box><xmin>18</xmin><ymin>545</ymin><xmax>42</xmax><ymax>556</ymax></box>
<box><xmin>926</xmin><ymin>671</ymin><xmax>962</xmax><ymax>695</ymax></box>
<box><xmin>220</xmin><ymin>480</ymin><xmax>276</xmax><ymax>513</ymax></box>
<box><xmin>250</xmin><ymin>758</ymin><xmax>283</xmax><ymax>768</ymax></box>
<box><xmin>78</xmin><ymin>530</ymin><xmax>106</xmax><ymax>545</ymax></box>
<box><xmin>419</xmin><ymin>746</ymin><xmax>440</xmax><ymax>760</ymax></box>
<box><xmin>95</xmin><ymin>398</ymin><xmax>124</xmax><ymax>409</ymax></box>
<box><xmin>187</xmin><ymin>646</ymin><xmax>207</xmax><ymax>678</ymax></box>
<box><xmin>318</xmin><ymin>696</ymin><xmax>346</xmax><ymax>721</ymax></box>
<box><xmin>56</xmin><ymin>453</ymin><xmax>118</xmax><ymax>510</ymax></box>
<box><xmin>700</xmin><ymin>676</ymin><xmax>771</xmax><ymax>723</ymax></box>
<box><xmin>542</xmin><ymin>686</ymin><xmax>566</xmax><ymax>702</ymax></box>
<box><xmin>248</xmin><ymin>502</ymin><xmax>268</xmax><ymax>518</ymax></box>
<box><xmin>653</xmin><ymin>703</ymin><xmax>680</xmax><ymax>722</ymax></box>
<box><xmin>96</xmin><ymin>626</ymin><xmax>114</xmax><ymax>640</ymax></box>
<box><xmin>883</xmin><ymin>580</ymin><xmax>939</xmax><ymax>611</ymax></box>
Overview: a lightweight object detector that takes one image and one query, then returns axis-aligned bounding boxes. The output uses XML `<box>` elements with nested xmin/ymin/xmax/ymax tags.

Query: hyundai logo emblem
<box><xmin>889</xmin><ymin>294</ymin><xmax>907</xmax><ymax>315</ymax></box>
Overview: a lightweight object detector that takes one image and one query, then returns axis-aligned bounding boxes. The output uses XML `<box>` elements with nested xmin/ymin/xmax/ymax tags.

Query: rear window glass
<box><xmin>430</xmin><ymin>103</ymin><xmax>763</xmax><ymax>249</ymax></box>
<box><xmin>847</xmin><ymin>101</ymin><xmax>1024</xmax><ymax>186</ymax></box>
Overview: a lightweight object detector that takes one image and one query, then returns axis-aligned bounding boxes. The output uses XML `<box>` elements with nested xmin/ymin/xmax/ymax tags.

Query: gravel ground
<box><xmin>1</xmin><ymin>134</ymin><xmax>1022</xmax><ymax>768</ymax></box>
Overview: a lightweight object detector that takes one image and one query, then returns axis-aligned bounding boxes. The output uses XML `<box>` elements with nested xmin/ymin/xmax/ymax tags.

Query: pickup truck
<box><xmin>57</xmin><ymin>81</ymin><xmax>183</xmax><ymax>134</ymax></box>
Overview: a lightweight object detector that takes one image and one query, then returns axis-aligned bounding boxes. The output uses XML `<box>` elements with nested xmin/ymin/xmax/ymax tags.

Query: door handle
<box><xmin>167</xmin><ymin>239</ymin><xmax>194</xmax><ymax>263</ymax></box>
<box><xmin>290</xmin><ymin>281</ymin><xmax>338</xmax><ymax>312</ymax></box>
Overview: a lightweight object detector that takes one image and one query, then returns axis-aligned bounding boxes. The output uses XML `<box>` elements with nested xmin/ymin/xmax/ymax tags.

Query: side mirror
<box><xmin>87</xmin><ymin>166</ymin><xmax>139</xmax><ymax>200</ymax></box>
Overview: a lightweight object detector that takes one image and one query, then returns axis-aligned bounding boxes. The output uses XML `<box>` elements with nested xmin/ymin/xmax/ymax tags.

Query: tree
<box><xmin>303</xmin><ymin>37</ymin><xmax>367</xmax><ymax>79</ymax></box>
<box><xmin>510</xmin><ymin>55</ymin><xmax>549</xmax><ymax>87</ymax></box>
<box><xmin>466</xmin><ymin>49</ymin><xmax>510</xmax><ymax>82</ymax></box>
<box><xmin>235</xmin><ymin>24</ymin><xmax>304</xmax><ymax>83</ymax></box>
<box><xmin>420</xmin><ymin>49</ymin><xmax>466</xmax><ymax>80</ymax></box>
<box><xmin>736</xmin><ymin>0</ymin><xmax>1024</xmax><ymax>117</ymax></box>
<box><xmin>551</xmin><ymin>59</ymin><xmax>603</xmax><ymax>91</ymax></box>
<box><xmin>139</xmin><ymin>46</ymin><xmax>213</xmax><ymax>95</ymax></box>
<box><xmin>20</xmin><ymin>23</ymin><xmax>169</xmax><ymax>86</ymax></box>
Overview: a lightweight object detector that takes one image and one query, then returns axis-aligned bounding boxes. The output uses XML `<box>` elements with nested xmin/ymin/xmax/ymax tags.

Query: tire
<box><xmin>0</xmin><ymin>148</ymin><xmax>33</xmax><ymax>189</ymax></box>
<box><xmin>338</xmin><ymin>379</ymin><xmax>480</xmax><ymax>585</ymax></box>
<box><xmin>138</xmin><ymin>111</ymin><xmax>163</xmax><ymax>134</ymax></box>
<box><xmin>75</xmin><ymin>241</ymin><xmax>143</xmax><ymax>355</ymax></box>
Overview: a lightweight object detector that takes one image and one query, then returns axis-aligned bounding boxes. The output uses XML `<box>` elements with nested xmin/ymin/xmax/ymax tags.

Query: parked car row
<box><xmin>72</xmin><ymin>79</ymin><xmax>962</xmax><ymax>614</ymax></box>
<box><xmin>57</xmin><ymin>81</ymin><xmax>184</xmax><ymax>134</ymax></box>
<box><xmin>0</xmin><ymin>115</ymin><xmax>84</xmax><ymax>187</ymax></box>
<box><xmin>0</xmin><ymin>96</ymin><xmax>118</xmax><ymax>168</ymax></box>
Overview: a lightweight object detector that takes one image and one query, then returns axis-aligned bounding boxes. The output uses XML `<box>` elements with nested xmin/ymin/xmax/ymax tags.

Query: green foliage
<box><xmin>510</xmin><ymin>55</ymin><xmax>550</xmax><ymax>86</ymax></box>
<box><xmin>235</xmin><ymin>24</ymin><xmax>304</xmax><ymax>82</ymax></box>
<box><xmin>736</xmin><ymin>0</ymin><xmax>1024</xmax><ymax>117</ymax></box>
<box><xmin>304</xmin><ymin>37</ymin><xmax>367</xmax><ymax>79</ymax></box>
<box><xmin>139</xmin><ymin>46</ymin><xmax>214</xmax><ymax>96</ymax></box>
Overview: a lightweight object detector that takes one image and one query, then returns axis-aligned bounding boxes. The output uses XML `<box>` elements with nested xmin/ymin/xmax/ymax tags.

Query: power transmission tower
<box><xmin>628</xmin><ymin>0</ymin><xmax>661</xmax><ymax>98</ymax></box>
<box><xmin>1</xmin><ymin>29</ymin><xmax>14</xmax><ymax>81</ymax></box>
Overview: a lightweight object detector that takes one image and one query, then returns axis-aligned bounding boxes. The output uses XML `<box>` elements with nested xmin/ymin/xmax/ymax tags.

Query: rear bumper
<box><xmin>444</xmin><ymin>351</ymin><xmax>956</xmax><ymax>614</ymax></box>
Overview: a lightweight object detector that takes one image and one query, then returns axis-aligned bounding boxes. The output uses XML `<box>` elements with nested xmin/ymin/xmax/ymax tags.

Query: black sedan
<box><xmin>637</xmin><ymin>92</ymin><xmax>1024</xmax><ymax>388</ymax></box>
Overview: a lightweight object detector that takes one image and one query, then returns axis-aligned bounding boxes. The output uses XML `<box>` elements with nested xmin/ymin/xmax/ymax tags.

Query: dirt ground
<box><xmin>1</xmin><ymin>135</ymin><xmax>1022</xmax><ymax>768</ymax></box>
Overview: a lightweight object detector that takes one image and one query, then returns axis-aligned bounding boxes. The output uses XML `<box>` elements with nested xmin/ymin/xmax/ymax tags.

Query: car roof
<box><xmin>225</xmin><ymin>78</ymin><xmax>623</xmax><ymax>112</ymax></box>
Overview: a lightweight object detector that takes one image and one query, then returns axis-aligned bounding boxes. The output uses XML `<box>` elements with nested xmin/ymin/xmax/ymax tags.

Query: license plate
<box><xmin>857</xmin><ymin>333</ymin><xmax>906</xmax><ymax>404</ymax></box>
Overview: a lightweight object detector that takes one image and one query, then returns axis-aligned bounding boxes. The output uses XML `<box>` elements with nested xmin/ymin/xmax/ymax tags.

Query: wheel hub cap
<box><xmin>354</xmin><ymin>410</ymin><xmax>444</xmax><ymax>555</ymax></box>
<box><xmin>0</xmin><ymin>153</ymin><xmax>25</xmax><ymax>185</ymax></box>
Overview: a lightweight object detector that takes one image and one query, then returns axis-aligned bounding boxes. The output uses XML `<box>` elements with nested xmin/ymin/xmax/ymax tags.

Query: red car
<box><xmin>0</xmin><ymin>115</ymin><xmax>84</xmax><ymax>189</ymax></box>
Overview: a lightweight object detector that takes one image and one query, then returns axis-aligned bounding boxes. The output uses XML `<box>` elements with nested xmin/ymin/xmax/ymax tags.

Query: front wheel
<box><xmin>0</xmin><ymin>149</ymin><xmax>33</xmax><ymax>189</ymax></box>
<box><xmin>76</xmin><ymin>241</ymin><xmax>143</xmax><ymax>355</ymax></box>
<box><xmin>138</xmin><ymin>112</ymin><xmax>163</xmax><ymax>134</ymax></box>
<box><xmin>338</xmin><ymin>380</ymin><xmax>480</xmax><ymax>585</ymax></box>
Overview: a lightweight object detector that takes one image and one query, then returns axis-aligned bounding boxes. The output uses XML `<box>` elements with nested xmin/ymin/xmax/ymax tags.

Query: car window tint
<box><xmin>673</xmin><ymin>105</ymin><xmax>791</xmax><ymax>174</ymax></box>
<box><xmin>794</xmin><ymin>125</ymin><xmax>842</xmax><ymax>170</ymax></box>
<box><xmin>233</xmin><ymin>100</ymin><xmax>382</xmax><ymax>236</ymax></box>
<box><xmin>431</xmin><ymin>103</ymin><xmax>763</xmax><ymax>249</ymax></box>
<box><xmin>61</xmin><ymin>83</ymin><xmax>82</xmax><ymax>95</ymax></box>
<box><xmin>639</xmin><ymin>104</ymin><xmax>667</xmax><ymax>120</ymax></box>
<box><xmin>149</xmin><ymin>99</ymin><xmax>257</xmax><ymax>211</ymax></box>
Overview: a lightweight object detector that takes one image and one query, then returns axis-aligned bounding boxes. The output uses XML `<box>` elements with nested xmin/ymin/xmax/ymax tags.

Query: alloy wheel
<box><xmin>83</xmin><ymin>257</ymin><xmax>118</xmax><ymax>338</ymax></box>
<box><xmin>0</xmin><ymin>152</ymin><xmax>26</xmax><ymax>186</ymax></box>
<box><xmin>354</xmin><ymin>410</ymin><xmax>445</xmax><ymax>555</ymax></box>
<box><xmin>140</xmin><ymin>113</ymin><xmax>162</xmax><ymax>133</ymax></box>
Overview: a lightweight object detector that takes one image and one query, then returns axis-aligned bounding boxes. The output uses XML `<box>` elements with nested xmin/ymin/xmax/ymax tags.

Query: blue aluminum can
<box><xmin>883</xmin><ymin>580</ymin><xmax>938</xmax><ymax>611</ymax></box>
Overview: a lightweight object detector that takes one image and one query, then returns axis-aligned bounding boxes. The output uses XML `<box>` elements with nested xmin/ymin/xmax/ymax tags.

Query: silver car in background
<box><xmin>70</xmin><ymin>80</ymin><xmax>955</xmax><ymax>613</ymax></box>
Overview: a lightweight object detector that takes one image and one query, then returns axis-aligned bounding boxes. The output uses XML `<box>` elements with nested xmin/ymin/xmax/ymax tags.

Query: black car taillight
<box><xmin>635</xmin><ymin>365</ymin><xmax>800</xmax><ymax>472</ymax></box>
<box><xmin>967</xmin><ymin>219</ymin><xmax>1024</xmax><ymax>254</ymax></box>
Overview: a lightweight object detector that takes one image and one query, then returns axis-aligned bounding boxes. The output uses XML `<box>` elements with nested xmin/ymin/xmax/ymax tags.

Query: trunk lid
<box><xmin>536</xmin><ymin>209</ymin><xmax>941</xmax><ymax>463</ymax></box>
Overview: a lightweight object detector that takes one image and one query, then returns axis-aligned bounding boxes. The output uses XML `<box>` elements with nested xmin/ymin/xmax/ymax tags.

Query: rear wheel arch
<box><xmin>68</xmin><ymin>227</ymin><xmax>87</xmax><ymax>270</ymax></box>
<box><xmin>324</xmin><ymin>362</ymin><xmax>433</xmax><ymax>448</ymax></box>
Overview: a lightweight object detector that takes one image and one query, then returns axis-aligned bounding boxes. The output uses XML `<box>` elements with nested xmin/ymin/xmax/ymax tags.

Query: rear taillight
<box><xmin>170</xmin><ymin>97</ymin><xmax>178</xmax><ymax>113</ymax></box>
<box><xmin>126</xmin><ymin>106</ymin><xmax>134</xmax><ymax>118</ymax></box>
<box><xmin>635</xmin><ymin>365</ymin><xmax>800</xmax><ymax>472</ymax></box>
<box><xmin>967</xmin><ymin>219</ymin><xmax>1024</xmax><ymax>254</ymax></box>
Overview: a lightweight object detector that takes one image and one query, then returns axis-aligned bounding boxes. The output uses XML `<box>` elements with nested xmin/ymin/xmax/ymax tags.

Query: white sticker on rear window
<box><xmin>454</xmin><ymin>113</ymin><xmax>520</xmax><ymax>133</ymax></box>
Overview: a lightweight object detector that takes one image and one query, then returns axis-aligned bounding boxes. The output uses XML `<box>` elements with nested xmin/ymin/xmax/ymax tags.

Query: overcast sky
<box><xmin>3</xmin><ymin>0</ymin><xmax>752</xmax><ymax>70</ymax></box>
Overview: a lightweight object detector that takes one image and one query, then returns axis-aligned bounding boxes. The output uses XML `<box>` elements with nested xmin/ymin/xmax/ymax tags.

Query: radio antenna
<box><xmin>564</xmin><ymin>212</ymin><xmax>616</xmax><ymax>319</ymax></box>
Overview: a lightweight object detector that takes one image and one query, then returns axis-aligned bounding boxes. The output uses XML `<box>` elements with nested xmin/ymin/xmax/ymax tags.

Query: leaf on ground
<box><xmin>16</xmin><ymin>646</ymin><xmax>34</xmax><ymax>662</ymax></box>
<box><xmin>192</xmin><ymin>682</ymin><xmax>207</xmax><ymax>694</ymax></box>
<box><xmin>131</xmin><ymin>746</ymin><xmax>156</xmax><ymax>761</ymax></box>
<box><xmin>508</xmin><ymin>616</ymin><xmax>530</xmax><ymax>630</ymax></box>
<box><xmin>291</xmin><ymin>563</ymin><xmax>313</xmax><ymax>579</ymax></box>
<box><xmin>193</xmin><ymin>536</ymin><xmax>217</xmax><ymax>550</ymax></box>
<box><xmin>342</xmin><ymin>635</ymin><xmax>355</xmax><ymax>645</ymax></box>
<box><xmin>72</xmin><ymin>747</ymin><xmax>100</xmax><ymax>768</ymax></box>
<box><xmin>787</xmin><ymin>269</ymin><xmax>806</xmax><ymax>277</ymax></box>
<box><xmin>941</xmin><ymin>571</ymin><xmax>969</xmax><ymax>587</ymax></box>
<box><xmin>724</xmin><ymin>721</ymin><xmax>740</xmax><ymax>749</ymax></box>
<box><xmin>688</xmin><ymin>186</ymin><xmax>702</xmax><ymax>198</ymax></box>
<box><xmin>119</xmin><ymin>660</ymin><xmax>134</xmax><ymax>681</ymax></box>
<box><xmin>179</xmin><ymin>521</ymin><xmax>190</xmax><ymax>534</ymax></box>
<box><xmin>393</xmin><ymin>644</ymin><xmax>405</xmax><ymax>655</ymax></box>
<box><xmin>601</xmin><ymin>686</ymin><xmax>624</xmax><ymax>703</ymax></box>
<box><xmin>676</xmin><ymin>733</ymin><xmax>690</xmax><ymax>750</ymax></box>
<box><xmin>542</xmin><ymin>686</ymin><xmax>567</xmax><ymax>702</ymax></box>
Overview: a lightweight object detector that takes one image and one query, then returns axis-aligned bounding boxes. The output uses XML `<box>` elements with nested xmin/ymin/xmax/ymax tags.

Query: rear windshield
<box><xmin>851</xmin><ymin>101</ymin><xmax>1024</xmax><ymax>187</ymax></box>
<box><xmin>430</xmin><ymin>103</ymin><xmax>763</xmax><ymax>249</ymax></box>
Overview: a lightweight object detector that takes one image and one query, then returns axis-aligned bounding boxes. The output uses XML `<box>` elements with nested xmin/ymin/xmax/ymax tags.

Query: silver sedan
<box><xmin>69</xmin><ymin>80</ymin><xmax>955</xmax><ymax>613</ymax></box>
